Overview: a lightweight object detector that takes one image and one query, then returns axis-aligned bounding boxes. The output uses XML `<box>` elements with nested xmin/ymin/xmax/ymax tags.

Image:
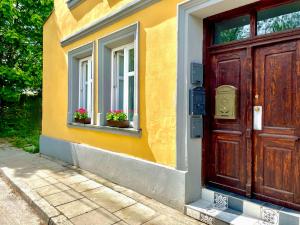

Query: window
<box><xmin>78</xmin><ymin>57</ymin><xmax>93</xmax><ymax>117</ymax></box>
<box><xmin>111</xmin><ymin>44</ymin><xmax>135</xmax><ymax>124</ymax></box>
<box><xmin>214</xmin><ymin>15</ymin><xmax>250</xmax><ymax>44</ymax></box>
<box><xmin>98</xmin><ymin>23</ymin><xmax>139</xmax><ymax>130</ymax></box>
<box><xmin>67</xmin><ymin>42</ymin><xmax>94</xmax><ymax>125</ymax></box>
<box><xmin>257</xmin><ymin>1</ymin><xmax>300</xmax><ymax>35</ymax></box>
<box><xmin>210</xmin><ymin>1</ymin><xmax>300</xmax><ymax>46</ymax></box>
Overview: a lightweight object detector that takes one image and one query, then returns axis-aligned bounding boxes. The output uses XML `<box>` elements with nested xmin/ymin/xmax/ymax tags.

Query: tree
<box><xmin>0</xmin><ymin>0</ymin><xmax>53</xmax><ymax>103</ymax></box>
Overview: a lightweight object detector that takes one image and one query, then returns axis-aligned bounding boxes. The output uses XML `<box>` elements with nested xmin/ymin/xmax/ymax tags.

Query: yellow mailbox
<box><xmin>215</xmin><ymin>85</ymin><xmax>237</xmax><ymax>120</ymax></box>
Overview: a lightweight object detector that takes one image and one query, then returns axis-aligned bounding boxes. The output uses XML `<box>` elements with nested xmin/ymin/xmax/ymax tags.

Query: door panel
<box><xmin>253</xmin><ymin>41</ymin><xmax>300</xmax><ymax>206</ymax></box>
<box><xmin>208</xmin><ymin>49</ymin><xmax>249</xmax><ymax>194</ymax></box>
<box><xmin>264</xmin><ymin>51</ymin><xmax>295</xmax><ymax>128</ymax></box>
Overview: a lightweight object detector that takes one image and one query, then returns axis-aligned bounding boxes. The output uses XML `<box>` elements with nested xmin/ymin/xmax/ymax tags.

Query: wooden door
<box><xmin>207</xmin><ymin>48</ymin><xmax>251</xmax><ymax>195</ymax></box>
<box><xmin>253</xmin><ymin>40</ymin><xmax>300</xmax><ymax>208</ymax></box>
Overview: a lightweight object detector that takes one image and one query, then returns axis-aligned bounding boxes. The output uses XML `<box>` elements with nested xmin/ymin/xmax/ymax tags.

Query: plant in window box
<box><xmin>74</xmin><ymin>108</ymin><xmax>91</xmax><ymax>124</ymax></box>
<box><xmin>106</xmin><ymin>111</ymin><xmax>129</xmax><ymax>128</ymax></box>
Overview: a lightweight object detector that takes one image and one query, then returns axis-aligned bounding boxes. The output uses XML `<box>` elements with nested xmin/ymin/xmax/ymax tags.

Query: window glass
<box><xmin>129</xmin><ymin>48</ymin><xmax>134</xmax><ymax>72</ymax></box>
<box><xmin>128</xmin><ymin>76</ymin><xmax>134</xmax><ymax>121</ymax></box>
<box><xmin>118</xmin><ymin>54</ymin><xmax>124</xmax><ymax>110</ymax></box>
<box><xmin>111</xmin><ymin>45</ymin><xmax>136</xmax><ymax>125</ymax></box>
<box><xmin>257</xmin><ymin>1</ymin><xmax>300</xmax><ymax>35</ymax></box>
<box><xmin>80</xmin><ymin>61</ymin><xmax>88</xmax><ymax>110</ymax></box>
<box><xmin>78</xmin><ymin>58</ymin><xmax>92</xmax><ymax>118</ymax></box>
<box><xmin>214</xmin><ymin>15</ymin><xmax>250</xmax><ymax>44</ymax></box>
<box><xmin>84</xmin><ymin>62</ymin><xmax>88</xmax><ymax>110</ymax></box>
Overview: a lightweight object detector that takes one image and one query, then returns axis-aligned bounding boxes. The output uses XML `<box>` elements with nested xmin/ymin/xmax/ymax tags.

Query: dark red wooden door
<box><xmin>207</xmin><ymin>49</ymin><xmax>250</xmax><ymax>196</ymax></box>
<box><xmin>207</xmin><ymin>41</ymin><xmax>300</xmax><ymax>208</ymax></box>
<box><xmin>253</xmin><ymin>41</ymin><xmax>300</xmax><ymax>208</ymax></box>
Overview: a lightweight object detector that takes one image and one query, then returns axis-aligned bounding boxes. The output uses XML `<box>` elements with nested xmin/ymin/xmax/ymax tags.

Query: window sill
<box><xmin>67</xmin><ymin>122</ymin><xmax>141</xmax><ymax>137</ymax></box>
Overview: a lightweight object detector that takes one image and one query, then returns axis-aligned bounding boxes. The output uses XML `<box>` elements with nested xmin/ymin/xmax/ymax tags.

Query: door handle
<box><xmin>253</xmin><ymin>106</ymin><xmax>262</xmax><ymax>130</ymax></box>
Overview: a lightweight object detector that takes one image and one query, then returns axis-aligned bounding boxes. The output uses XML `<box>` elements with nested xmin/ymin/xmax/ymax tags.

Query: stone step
<box><xmin>185</xmin><ymin>186</ymin><xmax>300</xmax><ymax>225</ymax></box>
<box><xmin>186</xmin><ymin>199</ymin><xmax>266</xmax><ymax>225</ymax></box>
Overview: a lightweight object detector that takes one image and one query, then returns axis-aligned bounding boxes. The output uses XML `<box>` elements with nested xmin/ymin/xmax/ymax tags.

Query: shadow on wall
<box><xmin>70</xmin><ymin>0</ymin><xmax>101</xmax><ymax>21</ymax></box>
<box><xmin>107</xmin><ymin>0</ymin><xmax>122</xmax><ymax>7</ymax></box>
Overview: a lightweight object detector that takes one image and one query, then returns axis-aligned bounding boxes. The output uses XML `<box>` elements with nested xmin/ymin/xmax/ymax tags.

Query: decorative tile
<box><xmin>214</xmin><ymin>193</ymin><xmax>228</xmax><ymax>210</ymax></box>
<box><xmin>261</xmin><ymin>207</ymin><xmax>279</xmax><ymax>225</ymax></box>
<box><xmin>199</xmin><ymin>213</ymin><xmax>215</xmax><ymax>225</ymax></box>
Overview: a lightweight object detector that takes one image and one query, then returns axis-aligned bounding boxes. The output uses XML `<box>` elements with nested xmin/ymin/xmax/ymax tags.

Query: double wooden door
<box><xmin>206</xmin><ymin>40</ymin><xmax>300</xmax><ymax>209</ymax></box>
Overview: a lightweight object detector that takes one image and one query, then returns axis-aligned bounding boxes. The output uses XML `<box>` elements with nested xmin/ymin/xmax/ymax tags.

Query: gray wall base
<box><xmin>40</xmin><ymin>135</ymin><xmax>187</xmax><ymax>210</ymax></box>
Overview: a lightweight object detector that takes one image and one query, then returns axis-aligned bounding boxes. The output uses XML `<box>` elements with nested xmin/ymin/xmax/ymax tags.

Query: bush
<box><xmin>0</xmin><ymin>95</ymin><xmax>42</xmax><ymax>153</ymax></box>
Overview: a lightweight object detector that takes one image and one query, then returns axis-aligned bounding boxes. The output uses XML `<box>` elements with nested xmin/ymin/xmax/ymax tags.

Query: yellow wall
<box><xmin>43</xmin><ymin>0</ymin><xmax>183</xmax><ymax>167</ymax></box>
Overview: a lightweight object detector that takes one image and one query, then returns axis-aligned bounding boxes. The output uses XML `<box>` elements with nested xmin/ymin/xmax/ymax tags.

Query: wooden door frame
<box><xmin>202</xmin><ymin>0</ymin><xmax>300</xmax><ymax>196</ymax></box>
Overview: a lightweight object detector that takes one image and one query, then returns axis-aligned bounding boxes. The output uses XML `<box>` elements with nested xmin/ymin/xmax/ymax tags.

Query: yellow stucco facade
<box><xmin>43</xmin><ymin>0</ymin><xmax>184</xmax><ymax>167</ymax></box>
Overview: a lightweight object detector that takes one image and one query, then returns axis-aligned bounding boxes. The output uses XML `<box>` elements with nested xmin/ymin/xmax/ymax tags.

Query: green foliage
<box><xmin>0</xmin><ymin>96</ymin><xmax>41</xmax><ymax>153</ymax></box>
<box><xmin>0</xmin><ymin>0</ymin><xmax>52</xmax><ymax>152</ymax></box>
<box><xmin>74</xmin><ymin>108</ymin><xmax>88</xmax><ymax>120</ymax></box>
<box><xmin>257</xmin><ymin>12</ymin><xmax>300</xmax><ymax>35</ymax></box>
<box><xmin>106</xmin><ymin>111</ymin><xmax>128</xmax><ymax>121</ymax></box>
<box><xmin>0</xmin><ymin>0</ymin><xmax>53</xmax><ymax>102</ymax></box>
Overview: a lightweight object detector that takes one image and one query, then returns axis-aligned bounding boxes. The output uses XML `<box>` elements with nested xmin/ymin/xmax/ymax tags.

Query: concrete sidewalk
<box><xmin>0</xmin><ymin>141</ymin><xmax>204</xmax><ymax>225</ymax></box>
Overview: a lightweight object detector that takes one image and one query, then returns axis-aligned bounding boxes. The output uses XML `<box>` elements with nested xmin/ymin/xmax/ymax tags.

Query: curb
<box><xmin>0</xmin><ymin>167</ymin><xmax>72</xmax><ymax>225</ymax></box>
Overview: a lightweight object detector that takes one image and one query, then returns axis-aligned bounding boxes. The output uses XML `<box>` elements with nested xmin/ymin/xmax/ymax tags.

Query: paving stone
<box><xmin>114</xmin><ymin>203</ymin><xmax>157</xmax><ymax>225</ymax></box>
<box><xmin>25</xmin><ymin>188</ymin><xmax>43</xmax><ymax>202</ymax></box>
<box><xmin>144</xmin><ymin>215</ymin><xmax>186</xmax><ymax>225</ymax></box>
<box><xmin>0</xmin><ymin>144</ymin><xmax>203</xmax><ymax>225</ymax></box>
<box><xmin>44</xmin><ymin>189</ymin><xmax>84</xmax><ymax>206</ymax></box>
<box><xmin>114</xmin><ymin>221</ymin><xmax>129</xmax><ymax>225</ymax></box>
<box><xmin>122</xmin><ymin>189</ymin><xmax>151</xmax><ymax>202</ymax></box>
<box><xmin>49</xmin><ymin>215</ymin><xmax>73</xmax><ymax>225</ymax></box>
<box><xmin>26</xmin><ymin>177</ymin><xmax>59</xmax><ymax>189</ymax></box>
<box><xmin>69</xmin><ymin>179</ymin><xmax>102</xmax><ymax>193</ymax></box>
<box><xmin>49</xmin><ymin>169</ymin><xmax>78</xmax><ymax>179</ymax></box>
<box><xmin>71</xmin><ymin>208</ymin><xmax>120</xmax><ymax>225</ymax></box>
<box><xmin>83</xmin><ymin>173</ymin><xmax>109</xmax><ymax>184</ymax></box>
<box><xmin>56</xmin><ymin>198</ymin><xmax>99</xmax><ymax>219</ymax></box>
<box><xmin>35</xmin><ymin>198</ymin><xmax>61</xmax><ymax>220</ymax></box>
<box><xmin>36</xmin><ymin>183</ymin><xmax>70</xmax><ymax>197</ymax></box>
<box><xmin>59</xmin><ymin>174</ymin><xmax>89</xmax><ymax>185</ymax></box>
<box><xmin>40</xmin><ymin>166</ymin><xmax>67</xmax><ymax>175</ymax></box>
<box><xmin>104</xmin><ymin>183</ymin><xmax>132</xmax><ymax>194</ymax></box>
<box><xmin>20</xmin><ymin>174</ymin><xmax>43</xmax><ymax>181</ymax></box>
<box><xmin>82</xmin><ymin>187</ymin><xmax>136</xmax><ymax>212</ymax></box>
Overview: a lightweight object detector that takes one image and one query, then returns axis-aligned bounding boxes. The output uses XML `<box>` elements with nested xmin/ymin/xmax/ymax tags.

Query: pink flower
<box><xmin>76</xmin><ymin>108</ymin><xmax>87</xmax><ymax>114</ymax></box>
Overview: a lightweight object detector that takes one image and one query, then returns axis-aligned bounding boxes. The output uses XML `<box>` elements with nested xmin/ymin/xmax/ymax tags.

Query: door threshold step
<box><xmin>186</xmin><ymin>199</ymin><xmax>266</xmax><ymax>225</ymax></box>
<box><xmin>186</xmin><ymin>187</ymin><xmax>300</xmax><ymax>225</ymax></box>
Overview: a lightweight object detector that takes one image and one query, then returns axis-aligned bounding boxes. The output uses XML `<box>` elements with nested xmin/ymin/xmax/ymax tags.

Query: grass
<box><xmin>5</xmin><ymin>131</ymin><xmax>40</xmax><ymax>154</ymax></box>
<box><xmin>0</xmin><ymin>96</ymin><xmax>41</xmax><ymax>153</ymax></box>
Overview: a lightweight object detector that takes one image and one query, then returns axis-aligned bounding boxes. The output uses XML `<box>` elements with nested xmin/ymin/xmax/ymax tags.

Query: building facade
<box><xmin>42</xmin><ymin>0</ymin><xmax>300</xmax><ymax>222</ymax></box>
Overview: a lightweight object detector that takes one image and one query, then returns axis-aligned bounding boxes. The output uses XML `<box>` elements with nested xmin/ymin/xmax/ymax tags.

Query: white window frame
<box><xmin>111</xmin><ymin>43</ymin><xmax>136</xmax><ymax>127</ymax></box>
<box><xmin>78</xmin><ymin>56</ymin><xmax>94</xmax><ymax>122</ymax></box>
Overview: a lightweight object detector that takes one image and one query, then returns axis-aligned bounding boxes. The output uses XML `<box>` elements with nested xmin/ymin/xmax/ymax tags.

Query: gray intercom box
<box><xmin>191</xmin><ymin>116</ymin><xmax>203</xmax><ymax>138</ymax></box>
<box><xmin>190</xmin><ymin>62</ymin><xmax>203</xmax><ymax>85</ymax></box>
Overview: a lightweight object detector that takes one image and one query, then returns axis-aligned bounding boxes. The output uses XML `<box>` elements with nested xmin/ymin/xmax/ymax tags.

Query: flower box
<box><xmin>74</xmin><ymin>108</ymin><xmax>91</xmax><ymax>124</ymax></box>
<box><xmin>106</xmin><ymin>120</ymin><xmax>129</xmax><ymax>128</ymax></box>
<box><xmin>75</xmin><ymin>118</ymin><xmax>91</xmax><ymax>124</ymax></box>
